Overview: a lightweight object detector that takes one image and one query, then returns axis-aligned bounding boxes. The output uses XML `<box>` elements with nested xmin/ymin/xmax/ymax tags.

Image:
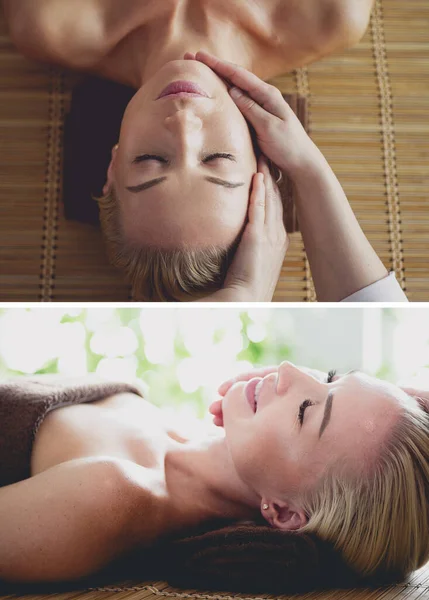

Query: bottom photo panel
<box><xmin>0</xmin><ymin>306</ymin><xmax>428</xmax><ymax>600</ymax></box>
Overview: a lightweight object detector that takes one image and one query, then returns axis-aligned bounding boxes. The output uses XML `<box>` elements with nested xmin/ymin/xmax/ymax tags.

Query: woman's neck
<box><xmin>122</xmin><ymin>15</ymin><xmax>257</xmax><ymax>88</ymax></box>
<box><xmin>158</xmin><ymin>435</ymin><xmax>262</xmax><ymax>537</ymax></box>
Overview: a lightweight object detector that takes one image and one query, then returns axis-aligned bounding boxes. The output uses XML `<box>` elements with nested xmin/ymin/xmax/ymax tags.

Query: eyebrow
<box><xmin>317</xmin><ymin>369</ymin><xmax>361</xmax><ymax>439</ymax></box>
<box><xmin>126</xmin><ymin>176</ymin><xmax>246</xmax><ymax>193</ymax></box>
<box><xmin>319</xmin><ymin>392</ymin><xmax>334</xmax><ymax>439</ymax></box>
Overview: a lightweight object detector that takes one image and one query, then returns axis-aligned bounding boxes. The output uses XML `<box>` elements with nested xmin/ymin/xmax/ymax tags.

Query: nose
<box><xmin>164</xmin><ymin>109</ymin><xmax>203</xmax><ymax>135</ymax></box>
<box><xmin>276</xmin><ymin>361</ymin><xmax>320</xmax><ymax>395</ymax></box>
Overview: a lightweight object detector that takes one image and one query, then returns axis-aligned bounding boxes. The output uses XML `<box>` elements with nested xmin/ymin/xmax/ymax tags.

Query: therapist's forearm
<box><xmin>290</xmin><ymin>148</ymin><xmax>387</xmax><ymax>302</ymax></box>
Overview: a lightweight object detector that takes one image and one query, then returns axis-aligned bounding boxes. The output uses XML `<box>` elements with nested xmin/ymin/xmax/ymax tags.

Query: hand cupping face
<box><xmin>221</xmin><ymin>155</ymin><xmax>288</xmax><ymax>302</ymax></box>
<box><xmin>183</xmin><ymin>50</ymin><xmax>293</xmax><ymax>303</ymax></box>
<box><xmin>187</xmin><ymin>50</ymin><xmax>318</xmax><ymax>176</ymax></box>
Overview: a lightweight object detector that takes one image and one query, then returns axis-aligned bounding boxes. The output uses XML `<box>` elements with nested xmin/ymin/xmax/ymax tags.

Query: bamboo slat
<box><xmin>1</xmin><ymin>560</ymin><xmax>428</xmax><ymax>600</ymax></box>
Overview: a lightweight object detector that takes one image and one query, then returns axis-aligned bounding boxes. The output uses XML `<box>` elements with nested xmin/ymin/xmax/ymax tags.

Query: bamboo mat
<box><xmin>0</xmin><ymin>0</ymin><xmax>428</xmax><ymax>302</ymax></box>
<box><xmin>0</xmin><ymin>561</ymin><xmax>428</xmax><ymax>600</ymax></box>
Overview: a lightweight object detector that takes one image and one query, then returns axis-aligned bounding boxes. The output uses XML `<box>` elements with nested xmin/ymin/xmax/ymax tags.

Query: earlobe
<box><xmin>274</xmin><ymin>503</ymin><xmax>308</xmax><ymax>531</ymax></box>
<box><xmin>260</xmin><ymin>500</ymin><xmax>274</xmax><ymax>527</ymax></box>
<box><xmin>261</xmin><ymin>499</ymin><xmax>308</xmax><ymax>530</ymax></box>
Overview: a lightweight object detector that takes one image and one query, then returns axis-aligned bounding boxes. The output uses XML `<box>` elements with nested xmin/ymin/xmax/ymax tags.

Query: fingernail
<box><xmin>229</xmin><ymin>87</ymin><xmax>242</xmax><ymax>99</ymax></box>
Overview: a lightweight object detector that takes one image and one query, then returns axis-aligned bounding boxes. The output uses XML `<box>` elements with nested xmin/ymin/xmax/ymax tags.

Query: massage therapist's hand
<box><xmin>184</xmin><ymin>51</ymin><xmax>318</xmax><ymax>175</ymax></box>
<box><xmin>200</xmin><ymin>155</ymin><xmax>288</xmax><ymax>303</ymax></box>
<box><xmin>224</xmin><ymin>154</ymin><xmax>288</xmax><ymax>301</ymax></box>
<box><xmin>186</xmin><ymin>51</ymin><xmax>390</xmax><ymax>302</ymax></box>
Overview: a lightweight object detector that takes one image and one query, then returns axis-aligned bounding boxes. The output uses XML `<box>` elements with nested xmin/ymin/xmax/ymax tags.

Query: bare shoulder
<box><xmin>273</xmin><ymin>0</ymin><xmax>375</xmax><ymax>58</ymax></box>
<box><xmin>0</xmin><ymin>457</ymin><xmax>162</xmax><ymax>583</ymax></box>
<box><xmin>320</xmin><ymin>0</ymin><xmax>376</xmax><ymax>47</ymax></box>
<box><xmin>2</xmin><ymin>0</ymin><xmax>111</xmax><ymax>69</ymax></box>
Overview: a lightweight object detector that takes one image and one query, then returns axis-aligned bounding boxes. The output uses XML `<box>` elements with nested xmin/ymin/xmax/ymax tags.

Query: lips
<box><xmin>245</xmin><ymin>378</ymin><xmax>263</xmax><ymax>412</ymax></box>
<box><xmin>158</xmin><ymin>80</ymin><xmax>209</xmax><ymax>99</ymax></box>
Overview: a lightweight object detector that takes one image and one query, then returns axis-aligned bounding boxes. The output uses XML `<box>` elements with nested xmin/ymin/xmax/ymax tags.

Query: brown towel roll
<box><xmin>0</xmin><ymin>374</ymin><xmax>144</xmax><ymax>487</ymax></box>
<box><xmin>148</xmin><ymin>521</ymin><xmax>366</xmax><ymax>594</ymax></box>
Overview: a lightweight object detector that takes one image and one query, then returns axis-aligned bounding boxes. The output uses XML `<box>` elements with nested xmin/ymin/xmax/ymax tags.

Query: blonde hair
<box><xmin>296</xmin><ymin>403</ymin><xmax>429</xmax><ymax>583</ymax></box>
<box><xmin>95</xmin><ymin>187</ymin><xmax>240</xmax><ymax>301</ymax></box>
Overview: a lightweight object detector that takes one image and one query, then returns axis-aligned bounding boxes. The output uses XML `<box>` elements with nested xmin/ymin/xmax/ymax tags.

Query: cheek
<box><xmin>245</xmin><ymin>416</ymin><xmax>313</xmax><ymax>494</ymax></box>
<box><xmin>120</xmin><ymin>90</ymin><xmax>149</xmax><ymax>141</ymax></box>
<box><xmin>234</xmin><ymin>432</ymin><xmax>277</xmax><ymax>490</ymax></box>
<box><xmin>234</xmin><ymin>416</ymin><xmax>294</xmax><ymax>489</ymax></box>
<box><xmin>220</xmin><ymin>193</ymin><xmax>248</xmax><ymax>220</ymax></box>
<box><xmin>198</xmin><ymin>195</ymin><xmax>249</xmax><ymax>244</ymax></box>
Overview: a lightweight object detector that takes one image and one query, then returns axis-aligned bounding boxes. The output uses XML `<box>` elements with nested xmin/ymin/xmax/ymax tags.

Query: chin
<box><xmin>223</xmin><ymin>383</ymin><xmax>247</xmax><ymax>422</ymax></box>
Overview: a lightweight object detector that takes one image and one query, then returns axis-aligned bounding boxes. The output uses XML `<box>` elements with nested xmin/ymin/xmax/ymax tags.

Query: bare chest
<box><xmin>80</xmin><ymin>0</ymin><xmax>304</xmax><ymax>80</ymax></box>
<box><xmin>97</xmin><ymin>0</ymin><xmax>284</xmax><ymax>42</ymax></box>
<box><xmin>30</xmin><ymin>393</ymin><xmax>186</xmax><ymax>477</ymax></box>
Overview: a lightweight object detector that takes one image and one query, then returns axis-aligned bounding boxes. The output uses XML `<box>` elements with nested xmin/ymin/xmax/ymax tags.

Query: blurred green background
<box><xmin>0</xmin><ymin>307</ymin><xmax>428</xmax><ymax>428</ymax></box>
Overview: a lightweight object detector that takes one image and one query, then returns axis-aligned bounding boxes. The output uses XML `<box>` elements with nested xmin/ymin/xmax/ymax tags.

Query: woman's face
<box><xmin>222</xmin><ymin>362</ymin><xmax>413</xmax><ymax>499</ymax></box>
<box><xmin>105</xmin><ymin>59</ymin><xmax>258</xmax><ymax>249</ymax></box>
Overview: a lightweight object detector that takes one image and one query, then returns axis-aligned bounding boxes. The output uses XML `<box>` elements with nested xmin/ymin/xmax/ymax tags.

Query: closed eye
<box><xmin>133</xmin><ymin>153</ymin><xmax>236</xmax><ymax>164</ymax></box>
<box><xmin>326</xmin><ymin>369</ymin><xmax>337</xmax><ymax>383</ymax></box>
<box><xmin>326</xmin><ymin>369</ymin><xmax>360</xmax><ymax>384</ymax></box>
<box><xmin>298</xmin><ymin>399</ymin><xmax>314</xmax><ymax>425</ymax></box>
<box><xmin>298</xmin><ymin>369</ymin><xmax>336</xmax><ymax>427</ymax></box>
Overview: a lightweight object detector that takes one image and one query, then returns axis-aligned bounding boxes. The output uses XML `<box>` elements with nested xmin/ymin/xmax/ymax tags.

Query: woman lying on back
<box><xmin>3</xmin><ymin>0</ymin><xmax>407</xmax><ymax>301</ymax></box>
<box><xmin>0</xmin><ymin>363</ymin><xmax>427</xmax><ymax>584</ymax></box>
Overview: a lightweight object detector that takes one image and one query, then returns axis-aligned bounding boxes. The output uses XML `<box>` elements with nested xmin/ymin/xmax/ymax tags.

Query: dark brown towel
<box><xmin>63</xmin><ymin>77</ymin><xmax>134</xmax><ymax>226</ymax></box>
<box><xmin>83</xmin><ymin>518</ymin><xmax>368</xmax><ymax>594</ymax></box>
<box><xmin>149</xmin><ymin>521</ymin><xmax>367</xmax><ymax>594</ymax></box>
<box><xmin>0</xmin><ymin>374</ymin><xmax>144</xmax><ymax>488</ymax></box>
<box><xmin>62</xmin><ymin>76</ymin><xmax>306</xmax><ymax>233</ymax></box>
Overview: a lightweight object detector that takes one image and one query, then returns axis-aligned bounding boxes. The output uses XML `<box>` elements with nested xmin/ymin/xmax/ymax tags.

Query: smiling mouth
<box><xmin>254</xmin><ymin>379</ymin><xmax>264</xmax><ymax>411</ymax></box>
<box><xmin>245</xmin><ymin>378</ymin><xmax>264</xmax><ymax>413</ymax></box>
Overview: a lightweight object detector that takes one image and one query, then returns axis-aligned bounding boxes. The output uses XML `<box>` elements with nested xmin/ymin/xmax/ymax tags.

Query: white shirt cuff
<box><xmin>341</xmin><ymin>272</ymin><xmax>409</xmax><ymax>302</ymax></box>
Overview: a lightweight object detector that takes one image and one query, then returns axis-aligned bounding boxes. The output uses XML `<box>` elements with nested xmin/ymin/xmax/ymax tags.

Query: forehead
<box><xmin>330</xmin><ymin>373</ymin><xmax>408</xmax><ymax>430</ymax></box>
<box><xmin>324</xmin><ymin>373</ymin><xmax>403</xmax><ymax>455</ymax></box>
<box><xmin>344</xmin><ymin>372</ymin><xmax>408</xmax><ymax>405</ymax></box>
<box><xmin>119</xmin><ymin>180</ymin><xmax>249</xmax><ymax>249</ymax></box>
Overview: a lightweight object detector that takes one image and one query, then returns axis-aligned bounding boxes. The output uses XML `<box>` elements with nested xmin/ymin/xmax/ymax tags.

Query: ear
<box><xmin>103</xmin><ymin>144</ymin><xmax>119</xmax><ymax>195</ymax></box>
<box><xmin>399</xmin><ymin>386</ymin><xmax>429</xmax><ymax>414</ymax></box>
<box><xmin>261</xmin><ymin>499</ymin><xmax>308</xmax><ymax>531</ymax></box>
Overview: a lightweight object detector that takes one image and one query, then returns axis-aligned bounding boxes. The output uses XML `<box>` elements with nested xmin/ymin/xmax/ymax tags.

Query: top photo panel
<box><xmin>0</xmin><ymin>0</ymin><xmax>426</xmax><ymax>302</ymax></box>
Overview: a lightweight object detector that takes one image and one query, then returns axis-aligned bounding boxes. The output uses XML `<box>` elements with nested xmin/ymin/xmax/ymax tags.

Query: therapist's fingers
<box><xmin>209</xmin><ymin>399</ymin><xmax>222</xmax><ymax>415</ymax></box>
<box><xmin>247</xmin><ymin>171</ymin><xmax>265</xmax><ymax>227</ymax></box>
<box><xmin>193</xmin><ymin>51</ymin><xmax>288</xmax><ymax>121</ymax></box>
<box><xmin>269</xmin><ymin>171</ymin><xmax>284</xmax><ymax>227</ymax></box>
